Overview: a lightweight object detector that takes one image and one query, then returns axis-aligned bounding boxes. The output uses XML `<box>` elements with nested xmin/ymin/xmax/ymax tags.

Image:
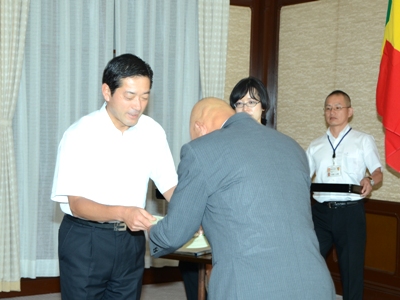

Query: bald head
<box><xmin>190</xmin><ymin>97</ymin><xmax>235</xmax><ymax>140</ymax></box>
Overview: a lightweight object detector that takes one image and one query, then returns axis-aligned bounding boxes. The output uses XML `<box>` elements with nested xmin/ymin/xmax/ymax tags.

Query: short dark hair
<box><xmin>102</xmin><ymin>53</ymin><xmax>153</xmax><ymax>95</ymax></box>
<box><xmin>325</xmin><ymin>90</ymin><xmax>351</xmax><ymax>107</ymax></box>
<box><xmin>229</xmin><ymin>76</ymin><xmax>270</xmax><ymax>125</ymax></box>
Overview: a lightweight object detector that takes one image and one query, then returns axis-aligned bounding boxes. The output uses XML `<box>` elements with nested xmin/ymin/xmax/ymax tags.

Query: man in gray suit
<box><xmin>149</xmin><ymin>97</ymin><xmax>335</xmax><ymax>299</ymax></box>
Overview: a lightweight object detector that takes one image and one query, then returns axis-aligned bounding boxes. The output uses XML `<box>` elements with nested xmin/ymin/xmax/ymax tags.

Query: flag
<box><xmin>376</xmin><ymin>0</ymin><xmax>400</xmax><ymax>172</ymax></box>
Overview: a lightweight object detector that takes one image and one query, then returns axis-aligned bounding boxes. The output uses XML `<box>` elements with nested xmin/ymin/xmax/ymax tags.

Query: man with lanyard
<box><xmin>51</xmin><ymin>54</ymin><xmax>177</xmax><ymax>299</ymax></box>
<box><xmin>306</xmin><ymin>90</ymin><xmax>383</xmax><ymax>300</ymax></box>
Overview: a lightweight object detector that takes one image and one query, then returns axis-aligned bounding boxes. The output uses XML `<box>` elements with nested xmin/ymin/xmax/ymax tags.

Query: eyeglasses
<box><xmin>323</xmin><ymin>106</ymin><xmax>350</xmax><ymax>112</ymax></box>
<box><xmin>234</xmin><ymin>100</ymin><xmax>260</xmax><ymax>108</ymax></box>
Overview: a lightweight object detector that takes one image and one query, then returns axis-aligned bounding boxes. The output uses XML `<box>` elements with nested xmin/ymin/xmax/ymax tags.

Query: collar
<box><xmin>326</xmin><ymin>124</ymin><xmax>351</xmax><ymax>140</ymax></box>
<box><xmin>100</xmin><ymin>102</ymin><xmax>142</xmax><ymax>133</ymax></box>
<box><xmin>221</xmin><ymin>112</ymin><xmax>252</xmax><ymax>129</ymax></box>
<box><xmin>100</xmin><ymin>102</ymin><xmax>119</xmax><ymax>131</ymax></box>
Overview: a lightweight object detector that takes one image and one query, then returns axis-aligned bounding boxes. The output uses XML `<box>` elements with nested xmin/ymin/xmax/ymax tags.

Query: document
<box><xmin>175</xmin><ymin>233</ymin><xmax>211</xmax><ymax>256</ymax></box>
<box><xmin>151</xmin><ymin>215</ymin><xmax>165</xmax><ymax>225</ymax></box>
<box><xmin>152</xmin><ymin>215</ymin><xmax>211</xmax><ymax>256</ymax></box>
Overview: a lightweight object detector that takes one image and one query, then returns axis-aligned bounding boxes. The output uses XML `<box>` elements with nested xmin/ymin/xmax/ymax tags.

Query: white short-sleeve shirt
<box><xmin>306</xmin><ymin>125</ymin><xmax>382</xmax><ymax>202</ymax></box>
<box><xmin>51</xmin><ymin>103</ymin><xmax>178</xmax><ymax>215</ymax></box>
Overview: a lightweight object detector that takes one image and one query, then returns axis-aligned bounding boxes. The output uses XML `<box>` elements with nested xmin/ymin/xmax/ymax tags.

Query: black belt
<box><xmin>320</xmin><ymin>200</ymin><xmax>362</xmax><ymax>209</ymax></box>
<box><xmin>311</xmin><ymin>183</ymin><xmax>362</xmax><ymax>194</ymax></box>
<box><xmin>66</xmin><ymin>214</ymin><xmax>127</xmax><ymax>231</ymax></box>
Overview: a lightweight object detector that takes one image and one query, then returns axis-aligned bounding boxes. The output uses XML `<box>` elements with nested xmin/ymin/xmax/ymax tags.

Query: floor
<box><xmin>3</xmin><ymin>282</ymin><xmax>186</xmax><ymax>300</ymax></box>
<box><xmin>3</xmin><ymin>282</ymin><xmax>343</xmax><ymax>299</ymax></box>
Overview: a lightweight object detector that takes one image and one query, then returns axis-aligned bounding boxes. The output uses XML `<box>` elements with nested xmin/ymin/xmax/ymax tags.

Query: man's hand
<box><xmin>122</xmin><ymin>207</ymin><xmax>156</xmax><ymax>231</ymax></box>
<box><xmin>68</xmin><ymin>196</ymin><xmax>156</xmax><ymax>231</ymax></box>
<box><xmin>360</xmin><ymin>169</ymin><xmax>383</xmax><ymax>198</ymax></box>
<box><xmin>194</xmin><ymin>226</ymin><xmax>204</xmax><ymax>237</ymax></box>
<box><xmin>360</xmin><ymin>177</ymin><xmax>373</xmax><ymax>198</ymax></box>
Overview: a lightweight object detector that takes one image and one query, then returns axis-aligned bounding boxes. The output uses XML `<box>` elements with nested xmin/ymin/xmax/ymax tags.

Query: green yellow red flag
<box><xmin>376</xmin><ymin>0</ymin><xmax>400</xmax><ymax>172</ymax></box>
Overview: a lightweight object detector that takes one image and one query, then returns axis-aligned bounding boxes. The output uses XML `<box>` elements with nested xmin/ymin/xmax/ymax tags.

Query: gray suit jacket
<box><xmin>150</xmin><ymin>113</ymin><xmax>335</xmax><ymax>299</ymax></box>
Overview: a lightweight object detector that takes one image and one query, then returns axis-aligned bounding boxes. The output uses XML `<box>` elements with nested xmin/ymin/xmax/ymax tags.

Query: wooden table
<box><xmin>163</xmin><ymin>253</ymin><xmax>212</xmax><ymax>300</ymax></box>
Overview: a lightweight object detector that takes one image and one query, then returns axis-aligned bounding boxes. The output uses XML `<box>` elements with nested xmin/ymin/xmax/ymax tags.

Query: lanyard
<box><xmin>327</xmin><ymin>127</ymin><xmax>352</xmax><ymax>164</ymax></box>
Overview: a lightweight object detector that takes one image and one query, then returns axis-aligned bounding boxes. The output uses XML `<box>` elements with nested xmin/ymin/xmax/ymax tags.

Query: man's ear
<box><xmin>195</xmin><ymin>121</ymin><xmax>208</xmax><ymax>137</ymax></box>
<box><xmin>348</xmin><ymin>107</ymin><xmax>354</xmax><ymax>118</ymax></box>
<box><xmin>102</xmin><ymin>83</ymin><xmax>111</xmax><ymax>102</ymax></box>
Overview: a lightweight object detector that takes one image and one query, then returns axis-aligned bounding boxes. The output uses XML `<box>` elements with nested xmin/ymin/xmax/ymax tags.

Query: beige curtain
<box><xmin>115</xmin><ymin>0</ymin><xmax>201</xmax><ymax>268</ymax></box>
<box><xmin>0</xmin><ymin>0</ymin><xmax>30</xmax><ymax>292</ymax></box>
<box><xmin>198</xmin><ymin>0</ymin><xmax>230</xmax><ymax>99</ymax></box>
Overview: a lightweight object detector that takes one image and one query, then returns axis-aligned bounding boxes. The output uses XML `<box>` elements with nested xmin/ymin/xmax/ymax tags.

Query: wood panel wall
<box><xmin>230</xmin><ymin>0</ymin><xmax>317</xmax><ymax>129</ymax></box>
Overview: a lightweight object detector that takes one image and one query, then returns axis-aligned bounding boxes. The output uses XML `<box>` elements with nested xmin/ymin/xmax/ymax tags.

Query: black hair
<box><xmin>102</xmin><ymin>53</ymin><xmax>153</xmax><ymax>95</ymax></box>
<box><xmin>325</xmin><ymin>90</ymin><xmax>352</xmax><ymax>107</ymax></box>
<box><xmin>229</xmin><ymin>76</ymin><xmax>270</xmax><ymax>125</ymax></box>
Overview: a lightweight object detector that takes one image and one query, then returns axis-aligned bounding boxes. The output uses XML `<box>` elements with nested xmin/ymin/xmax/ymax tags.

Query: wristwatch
<box><xmin>368</xmin><ymin>176</ymin><xmax>375</xmax><ymax>186</ymax></box>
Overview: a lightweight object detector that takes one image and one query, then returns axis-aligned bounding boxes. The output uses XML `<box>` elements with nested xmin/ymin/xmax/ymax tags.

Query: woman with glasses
<box><xmin>229</xmin><ymin>76</ymin><xmax>270</xmax><ymax>125</ymax></box>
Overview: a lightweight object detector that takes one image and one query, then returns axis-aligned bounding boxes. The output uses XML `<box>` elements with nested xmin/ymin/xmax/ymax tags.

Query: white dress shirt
<box><xmin>51</xmin><ymin>103</ymin><xmax>178</xmax><ymax>215</ymax></box>
<box><xmin>306</xmin><ymin>125</ymin><xmax>382</xmax><ymax>202</ymax></box>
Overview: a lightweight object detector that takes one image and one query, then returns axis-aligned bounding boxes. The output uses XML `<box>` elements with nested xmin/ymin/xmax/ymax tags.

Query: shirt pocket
<box><xmin>343</xmin><ymin>152</ymin><xmax>362</xmax><ymax>174</ymax></box>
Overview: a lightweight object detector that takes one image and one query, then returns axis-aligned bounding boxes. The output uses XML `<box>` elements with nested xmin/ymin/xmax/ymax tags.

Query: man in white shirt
<box><xmin>306</xmin><ymin>90</ymin><xmax>383</xmax><ymax>300</ymax></box>
<box><xmin>51</xmin><ymin>54</ymin><xmax>177</xmax><ymax>300</ymax></box>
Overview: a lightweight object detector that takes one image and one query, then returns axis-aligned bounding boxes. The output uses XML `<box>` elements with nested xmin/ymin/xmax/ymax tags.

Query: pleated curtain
<box><xmin>9</xmin><ymin>0</ymin><xmax>229</xmax><ymax>279</ymax></box>
<box><xmin>114</xmin><ymin>0</ymin><xmax>202</xmax><ymax>267</ymax></box>
<box><xmin>198</xmin><ymin>0</ymin><xmax>230</xmax><ymax>98</ymax></box>
<box><xmin>14</xmin><ymin>0</ymin><xmax>114</xmax><ymax>278</ymax></box>
<box><xmin>0</xmin><ymin>0</ymin><xmax>30</xmax><ymax>291</ymax></box>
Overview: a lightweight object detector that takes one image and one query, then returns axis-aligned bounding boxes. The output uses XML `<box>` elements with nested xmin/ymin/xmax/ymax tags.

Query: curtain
<box><xmin>14</xmin><ymin>0</ymin><xmax>114</xmax><ymax>277</ymax></box>
<box><xmin>198</xmin><ymin>0</ymin><xmax>230</xmax><ymax>98</ymax></box>
<box><xmin>0</xmin><ymin>0</ymin><xmax>30</xmax><ymax>291</ymax></box>
<box><xmin>115</xmin><ymin>0</ymin><xmax>201</xmax><ymax>267</ymax></box>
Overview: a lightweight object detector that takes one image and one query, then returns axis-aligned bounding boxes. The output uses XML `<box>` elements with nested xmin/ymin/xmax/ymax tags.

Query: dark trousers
<box><xmin>179</xmin><ymin>261</ymin><xmax>207</xmax><ymax>300</ymax></box>
<box><xmin>59</xmin><ymin>215</ymin><xmax>145</xmax><ymax>300</ymax></box>
<box><xmin>312</xmin><ymin>201</ymin><xmax>366</xmax><ymax>300</ymax></box>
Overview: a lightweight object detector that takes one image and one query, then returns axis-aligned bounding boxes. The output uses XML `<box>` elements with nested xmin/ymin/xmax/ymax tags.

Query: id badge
<box><xmin>327</xmin><ymin>165</ymin><xmax>341</xmax><ymax>177</ymax></box>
